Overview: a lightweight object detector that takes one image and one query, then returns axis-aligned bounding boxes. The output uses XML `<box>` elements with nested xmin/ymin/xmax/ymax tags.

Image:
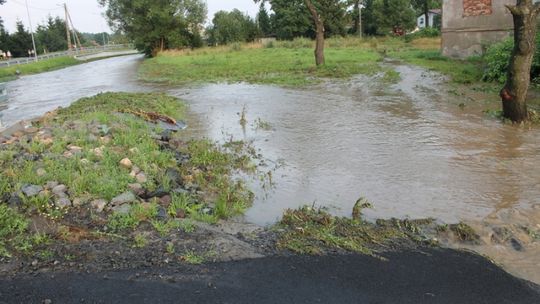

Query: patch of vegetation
<box><xmin>276</xmin><ymin>206</ymin><xmax>437</xmax><ymax>256</ymax></box>
<box><xmin>0</xmin><ymin>92</ymin><xmax>257</xmax><ymax>261</ymax></box>
<box><xmin>0</xmin><ymin>56</ymin><xmax>80</xmax><ymax>82</ymax></box>
<box><xmin>181</xmin><ymin>250</ymin><xmax>205</xmax><ymax>264</ymax></box>
<box><xmin>0</xmin><ymin>205</ymin><xmax>30</xmax><ymax>257</ymax></box>
<box><xmin>139</xmin><ymin>41</ymin><xmax>382</xmax><ymax>86</ymax></box>
<box><xmin>449</xmin><ymin>222</ymin><xmax>480</xmax><ymax>244</ymax></box>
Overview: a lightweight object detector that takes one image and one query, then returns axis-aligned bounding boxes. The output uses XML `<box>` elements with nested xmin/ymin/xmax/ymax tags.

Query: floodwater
<box><xmin>1</xmin><ymin>55</ymin><xmax>539</xmax><ymax>284</ymax></box>
<box><xmin>0</xmin><ymin>54</ymin><xmax>147</xmax><ymax>129</ymax></box>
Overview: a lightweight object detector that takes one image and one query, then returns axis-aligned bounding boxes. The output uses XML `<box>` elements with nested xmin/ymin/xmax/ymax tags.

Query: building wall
<box><xmin>442</xmin><ymin>0</ymin><xmax>514</xmax><ymax>58</ymax></box>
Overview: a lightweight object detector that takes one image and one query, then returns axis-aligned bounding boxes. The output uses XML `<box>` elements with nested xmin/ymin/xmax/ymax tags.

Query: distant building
<box><xmin>417</xmin><ymin>9</ymin><xmax>441</xmax><ymax>29</ymax></box>
<box><xmin>442</xmin><ymin>0</ymin><xmax>514</xmax><ymax>58</ymax></box>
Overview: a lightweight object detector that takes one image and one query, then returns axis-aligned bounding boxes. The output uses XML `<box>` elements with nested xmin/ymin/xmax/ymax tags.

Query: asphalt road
<box><xmin>0</xmin><ymin>249</ymin><xmax>538</xmax><ymax>304</ymax></box>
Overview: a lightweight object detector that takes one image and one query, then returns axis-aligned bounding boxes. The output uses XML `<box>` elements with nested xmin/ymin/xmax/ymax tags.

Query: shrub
<box><xmin>483</xmin><ymin>32</ymin><xmax>540</xmax><ymax>84</ymax></box>
<box><xmin>404</xmin><ymin>28</ymin><xmax>440</xmax><ymax>42</ymax></box>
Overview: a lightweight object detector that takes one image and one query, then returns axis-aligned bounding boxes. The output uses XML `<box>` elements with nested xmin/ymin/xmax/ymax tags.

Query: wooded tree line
<box><xmin>0</xmin><ymin>16</ymin><xmax>119</xmax><ymax>58</ymax></box>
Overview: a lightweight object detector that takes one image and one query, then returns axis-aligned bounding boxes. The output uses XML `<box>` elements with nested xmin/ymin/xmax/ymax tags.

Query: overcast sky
<box><xmin>0</xmin><ymin>0</ymin><xmax>260</xmax><ymax>33</ymax></box>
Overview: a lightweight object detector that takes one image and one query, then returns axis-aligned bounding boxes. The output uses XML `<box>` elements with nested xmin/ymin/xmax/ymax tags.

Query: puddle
<box><xmin>169</xmin><ymin>66</ymin><xmax>540</xmax><ymax>283</ymax></box>
<box><xmin>1</xmin><ymin>55</ymin><xmax>539</xmax><ymax>284</ymax></box>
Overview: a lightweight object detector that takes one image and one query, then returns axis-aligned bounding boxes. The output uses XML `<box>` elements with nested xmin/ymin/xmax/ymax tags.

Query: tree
<box><xmin>256</xmin><ymin>0</ymin><xmax>348</xmax><ymax>66</ymax></box>
<box><xmin>36</xmin><ymin>17</ymin><xmax>68</xmax><ymax>53</ymax></box>
<box><xmin>411</xmin><ymin>0</ymin><xmax>441</xmax><ymax>28</ymax></box>
<box><xmin>363</xmin><ymin>0</ymin><xmax>415</xmax><ymax>35</ymax></box>
<box><xmin>257</xmin><ymin>3</ymin><xmax>272</xmax><ymax>37</ymax></box>
<box><xmin>207</xmin><ymin>9</ymin><xmax>258</xmax><ymax>45</ymax></box>
<box><xmin>9</xmin><ymin>21</ymin><xmax>33</xmax><ymax>57</ymax></box>
<box><xmin>98</xmin><ymin>0</ymin><xmax>207</xmax><ymax>56</ymax></box>
<box><xmin>500</xmin><ymin>0</ymin><xmax>540</xmax><ymax>122</ymax></box>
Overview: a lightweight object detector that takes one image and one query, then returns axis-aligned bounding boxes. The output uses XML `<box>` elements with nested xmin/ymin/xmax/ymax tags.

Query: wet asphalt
<box><xmin>0</xmin><ymin>248</ymin><xmax>539</xmax><ymax>304</ymax></box>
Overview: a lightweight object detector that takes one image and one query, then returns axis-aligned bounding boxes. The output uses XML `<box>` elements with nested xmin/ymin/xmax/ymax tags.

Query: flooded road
<box><xmin>0</xmin><ymin>54</ymin><xmax>146</xmax><ymax>129</ymax></box>
<box><xmin>1</xmin><ymin>56</ymin><xmax>539</xmax><ymax>283</ymax></box>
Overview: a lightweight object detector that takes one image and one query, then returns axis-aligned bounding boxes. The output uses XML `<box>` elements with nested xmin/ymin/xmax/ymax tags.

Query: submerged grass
<box><xmin>276</xmin><ymin>206</ymin><xmax>438</xmax><ymax>257</ymax></box>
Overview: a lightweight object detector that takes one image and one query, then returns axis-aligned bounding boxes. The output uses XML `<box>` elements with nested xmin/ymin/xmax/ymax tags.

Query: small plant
<box><xmin>450</xmin><ymin>222</ymin><xmax>480</xmax><ymax>243</ymax></box>
<box><xmin>254</xmin><ymin>118</ymin><xmax>272</xmax><ymax>131</ymax></box>
<box><xmin>239</xmin><ymin>105</ymin><xmax>247</xmax><ymax>127</ymax></box>
<box><xmin>133</xmin><ymin>234</ymin><xmax>148</xmax><ymax>248</ymax></box>
<box><xmin>166</xmin><ymin>242</ymin><xmax>175</xmax><ymax>254</ymax></box>
<box><xmin>181</xmin><ymin>250</ymin><xmax>204</xmax><ymax>264</ymax></box>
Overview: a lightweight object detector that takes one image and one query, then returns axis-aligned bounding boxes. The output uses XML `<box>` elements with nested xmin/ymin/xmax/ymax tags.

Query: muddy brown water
<box><xmin>1</xmin><ymin>55</ymin><xmax>539</xmax><ymax>283</ymax></box>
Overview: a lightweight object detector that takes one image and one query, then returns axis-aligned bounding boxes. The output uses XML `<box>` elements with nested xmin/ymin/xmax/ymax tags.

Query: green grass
<box><xmin>388</xmin><ymin>49</ymin><xmax>484</xmax><ymax>84</ymax></box>
<box><xmin>0</xmin><ymin>56</ymin><xmax>80</xmax><ymax>82</ymax></box>
<box><xmin>276</xmin><ymin>206</ymin><xmax>440</xmax><ymax>256</ymax></box>
<box><xmin>139</xmin><ymin>44</ymin><xmax>382</xmax><ymax>86</ymax></box>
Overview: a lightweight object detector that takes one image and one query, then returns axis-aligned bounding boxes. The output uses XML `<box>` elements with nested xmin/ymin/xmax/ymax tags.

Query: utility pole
<box><xmin>24</xmin><ymin>0</ymin><xmax>38</xmax><ymax>61</ymax></box>
<box><xmin>358</xmin><ymin>1</ymin><xmax>364</xmax><ymax>38</ymax></box>
<box><xmin>66</xmin><ymin>6</ymin><xmax>82</xmax><ymax>52</ymax></box>
<box><xmin>64</xmin><ymin>3</ymin><xmax>72</xmax><ymax>51</ymax></box>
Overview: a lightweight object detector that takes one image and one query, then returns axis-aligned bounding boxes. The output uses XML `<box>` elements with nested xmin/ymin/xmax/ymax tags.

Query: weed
<box><xmin>449</xmin><ymin>222</ymin><xmax>480</xmax><ymax>243</ymax></box>
<box><xmin>133</xmin><ymin>234</ymin><xmax>148</xmax><ymax>248</ymax></box>
<box><xmin>254</xmin><ymin>118</ymin><xmax>272</xmax><ymax>131</ymax></box>
<box><xmin>166</xmin><ymin>242</ymin><xmax>175</xmax><ymax>254</ymax></box>
<box><xmin>181</xmin><ymin>250</ymin><xmax>204</xmax><ymax>264</ymax></box>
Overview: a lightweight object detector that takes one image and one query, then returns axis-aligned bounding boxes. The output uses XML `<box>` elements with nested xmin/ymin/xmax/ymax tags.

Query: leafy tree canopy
<box><xmin>99</xmin><ymin>0</ymin><xmax>207</xmax><ymax>56</ymax></box>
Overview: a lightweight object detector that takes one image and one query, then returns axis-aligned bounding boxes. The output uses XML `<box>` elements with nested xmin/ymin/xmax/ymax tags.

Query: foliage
<box><xmin>483</xmin><ymin>33</ymin><xmax>540</xmax><ymax>85</ymax></box>
<box><xmin>0</xmin><ymin>205</ymin><xmax>29</xmax><ymax>257</ymax></box>
<box><xmin>257</xmin><ymin>3</ymin><xmax>272</xmax><ymax>37</ymax></box>
<box><xmin>99</xmin><ymin>0</ymin><xmax>207</xmax><ymax>56</ymax></box>
<box><xmin>207</xmin><ymin>9</ymin><xmax>259</xmax><ymax>45</ymax></box>
<box><xmin>362</xmin><ymin>0</ymin><xmax>416</xmax><ymax>35</ymax></box>
<box><xmin>410</xmin><ymin>0</ymin><xmax>442</xmax><ymax>27</ymax></box>
<box><xmin>405</xmin><ymin>27</ymin><xmax>440</xmax><ymax>42</ymax></box>
<box><xmin>257</xmin><ymin>0</ymin><xmax>349</xmax><ymax>40</ymax></box>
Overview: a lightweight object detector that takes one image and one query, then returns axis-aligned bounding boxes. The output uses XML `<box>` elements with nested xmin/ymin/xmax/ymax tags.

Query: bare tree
<box><xmin>500</xmin><ymin>0</ymin><xmax>540</xmax><ymax>122</ymax></box>
<box><xmin>304</xmin><ymin>0</ymin><xmax>325</xmax><ymax>65</ymax></box>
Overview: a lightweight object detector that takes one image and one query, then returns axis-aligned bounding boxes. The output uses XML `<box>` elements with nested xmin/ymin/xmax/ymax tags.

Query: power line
<box><xmin>10</xmin><ymin>0</ymin><xmax>62</xmax><ymax>12</ymax></box>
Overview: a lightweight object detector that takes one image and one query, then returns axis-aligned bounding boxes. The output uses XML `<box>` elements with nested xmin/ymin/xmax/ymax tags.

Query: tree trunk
<box><xmin>500</xmin><ymin>0</ymin><xmax>540</xmax><ymax>123</ymax></box>
<box><xmin>424</xmin><ymin>1</ymin><xmax>430</xmax><ymax>28</ymax></box>
<box><xmin>304</xmin><ymin>0</ymin><xmax>325</xmax><ymax>66</ymax></box>
<box><xmin>353</xmin><ymin>0</ymin><xmax>361</xmax><ymax>36</ymax></box>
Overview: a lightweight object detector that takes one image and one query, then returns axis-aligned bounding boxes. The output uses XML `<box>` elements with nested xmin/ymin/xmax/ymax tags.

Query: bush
<box><xmin>483</xmin><ymin>33</ymin><xmax>540</xmax><ymax>84</ymax></box>
<box><xmin>404</xmin><ymin>28</ymin><xmax>440</xmax><ymax>42</ymax></box>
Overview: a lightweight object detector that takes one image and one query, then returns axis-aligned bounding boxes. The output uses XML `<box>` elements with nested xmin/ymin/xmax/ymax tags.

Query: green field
<box><xmin>0</xmin><ymin>56</ymin><xmax>80</xmax><ymax>82</ymax></box>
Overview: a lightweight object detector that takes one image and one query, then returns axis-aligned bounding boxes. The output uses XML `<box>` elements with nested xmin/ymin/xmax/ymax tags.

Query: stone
<box><xmin>510</xmin><ymin>238</ymin><xmax>524</xmax><ymax>252</ymax></box>
<box><xmin>129</xmin><ymin>166</ymin><xmax>141</xmax><ymax>178</ymax></box>
<box><xmin>160</xmin><ymin>195</ymin><xmax>172</xmax><ymax>206</ymax></box>
<box><xmin>36</xmin><ymin>168</ymin><xmax>47</xmax><ymax>177</ymax></box>
<box><xmin>156</xmin><ymin>206</ymin><xmax>168</xmax><ymax>220</ymax></box>
<box><xmin>112</xmin><ymin>204</ymin><xmax>131</xmax><ymax>215</ymax></box>
<box><xmin>161</xmin><ymin>129</ymin><xmax>173</xmax><ymax>142</ymax></box>
<box><xmin>68</xmin><ymin>145</ymin><xmax>83</xmax><ymax>153</ymax></box>
<box><xmin>128</xmin><ymin>183</ymin><xmax>145</xmax><ymax>196</ymax></box>
<box><xmin>52</xmin><ymin>184</ymin><xmax>67</xmax><ymax>195</ymax></box>
<box><xmin>45</xmin><ymin>181</ymin><xmax>59</xmax><ymax>189</ymax></box>
<box><xmin>136</xmin><ymin>172</ymin><xmax>147</xmax><ymax>183</ymax></box>
<box><xmin>176</xmin><ymin>209</ymin><xmax>186</xmax><ymax>219</ymax></box>
<box><xmin>24</xmin><ymin>126</ymin><xmax>38</xmax><ymax>134</ymax></box>
<box><xmin>129</xmin><ymin>147</ymin><xmax>139</xmax><ymax>154</ymax></box>
<box><xmin>63</xmin><ymin>151</ymin><xmax>73</xmax><ymax>158</ymax></box>
<box><xmin>40</xmin><ymin>138</ymin><xmax>54</xmax><ymax>146</ymax></box>
<box><xmin>55</xmin><ymin>198</ymin><xmax>71</xmax><ymax>209</ymax></box>
<box><xmin>72</xmin><ymin>198</ymin><xmax>85</xmax><ymax>207</ymax></box>
<box><xmin>165</xmin><ymin>168</ymin><xmax>182</xmax><ymax>186</ymax></box>
<box><xmin>111</xmin><ymin>192</ymin><xmax>137</xmax><ymax>206</ymax></box>
<box><xmin>93</xmin><ymin>147</ymin><xmax>104</xmax><ymax>157</ymax></box>
<box><xmin>38</xmin><ymin>190</ymin><xmax>51</xmax><ymax>198</ymax></box>
<box><xmin>100</xmin><ymin>136</ymin><xmax>111</xmax><ymax>144</ymax></box>
<box><xmin>120</xmin><ymin>158</ymin><xmax>133</xmax><ymax>169</ymax></box>
<box><xmin>80</xmin><ymin>158</ymin><xmax>90</xmax><ymax>165</ymax></box>
<box><xmin>148</xmin><ymin>186</ymin><xmax>168</xmax><ymax>198</ymax></box>
<box><xmin>22</xmin><ymin>185</ymin><xmax>43</xmax><ymax>197</ymax></box>
<box><xmin>90</xmin><ymin>199</ymin><xmax>107</xmax><ymax>213</ymax></box>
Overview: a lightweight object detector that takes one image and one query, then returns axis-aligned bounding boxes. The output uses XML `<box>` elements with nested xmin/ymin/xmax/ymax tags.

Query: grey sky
<box><xmin>0</xmin><ymin>0</ymin><xmax>259</xmax><ymax>33</ymax></box>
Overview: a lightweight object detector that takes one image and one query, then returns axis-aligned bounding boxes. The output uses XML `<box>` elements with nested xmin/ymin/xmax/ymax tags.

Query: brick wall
<box><xmin>463</xmin><ymin>0</ymin><xmax>493</xmax><ymax>17</ymax></box>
